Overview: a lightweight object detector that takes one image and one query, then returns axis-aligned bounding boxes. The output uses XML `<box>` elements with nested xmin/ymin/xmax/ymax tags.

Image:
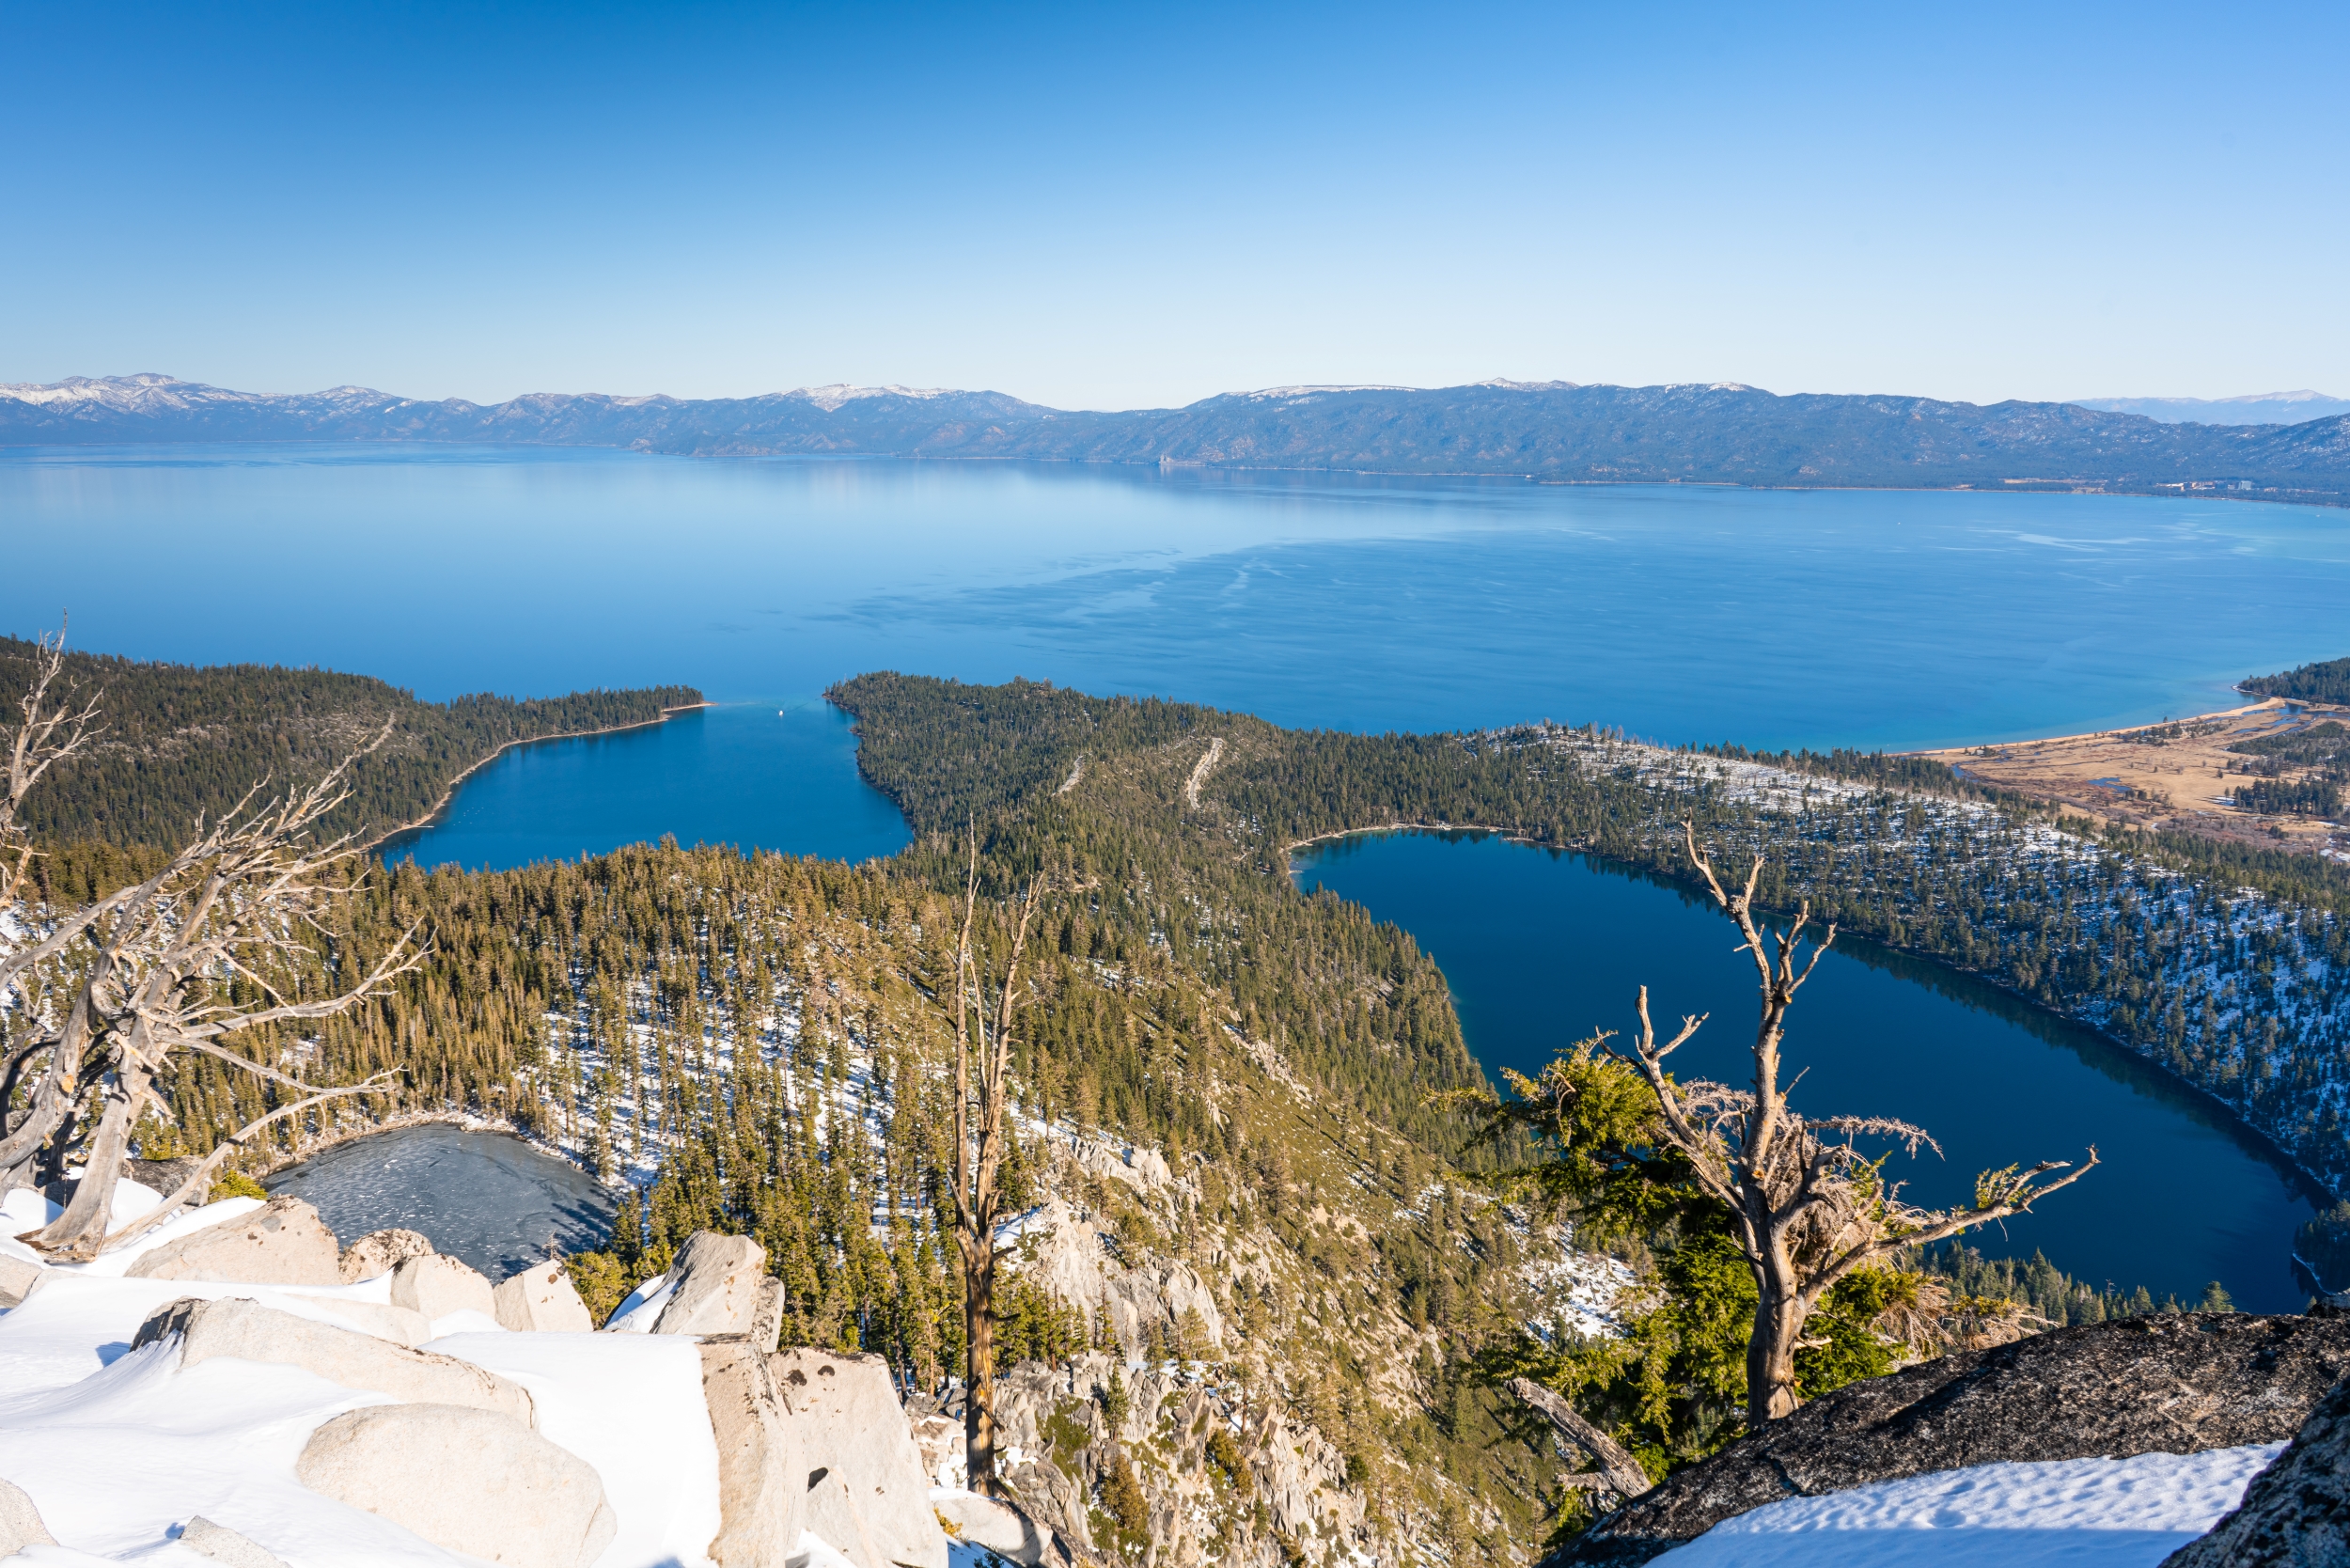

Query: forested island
<box><xmin>9</xmin><ymin>653</ymin><xmax>2349</xmax><ymax>1562</ymax></box>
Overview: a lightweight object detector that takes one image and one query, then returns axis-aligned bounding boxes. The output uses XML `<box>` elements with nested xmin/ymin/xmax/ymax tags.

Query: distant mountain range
<box><xmin>2072</xmin><ymin>391</ymin><xmax>2350</xmax><ymax>426</ymax></box>
<box><xmin>7</xmin><ymin>373</ymin><xmax>2348</xmax><ymax>503</ymax></box>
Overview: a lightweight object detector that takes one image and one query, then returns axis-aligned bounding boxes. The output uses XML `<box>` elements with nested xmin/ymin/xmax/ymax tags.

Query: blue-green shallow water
<box><xmin>380</xmin><ymin>702</ymin><xmax>910</xmax><ymax>871</ymax></box>
<box><xmin>1293</xmin><ymin>830</ymin><xmax>2321</xmax><ymax>1314</ymax></box>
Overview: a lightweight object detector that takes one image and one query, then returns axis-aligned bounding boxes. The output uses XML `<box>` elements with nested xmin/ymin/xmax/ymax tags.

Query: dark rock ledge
<box><xmin>1545</xmin><ymin>1313</ymin><xmax>2350</xmax><ymax>1567</ymax></box>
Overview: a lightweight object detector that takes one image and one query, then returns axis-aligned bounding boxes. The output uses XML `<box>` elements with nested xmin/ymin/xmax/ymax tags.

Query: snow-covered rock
<box><xmin>2164</xmin><ymin>1371</ymin><xmax>2350</xmax><ymax>1566</ymax></box>
<box><xmin>697</xmin><ymin>1340</ymin><xmax>805</xmax><ymax>1567</ymax></box>
<box><xmin>386</xmin><ymin>1255</ymin><xmax>494</xmax><ymax>1323</ymax></box>
<box><xmin>772</xmin><ymin>1348</ymin><xmax>947</xmax><ymax>1568</ymax></box>
<box><xmin>122</xmin><ymin>1197</ymin><xmax>339</xmax><ymax>1286</ymax></box>
<box><xmin>1556</xmin><ymin>1313</ymin><xmax>2350</xmax><ymax>1566</ymax></box>
<box><xmin>294</xmin><ymin>1403</ymin><xmax>616</xmax><ymax>1568</ymax></box>
<box><xmin>0</xmin><ymin>1474</ymin><xmax>56</xmax><ymax>1553</ymax></box>
<box><xmin>494</xmin><ymin>1261</ymin><xmax>595</xmax><ymax>1333</ymax></box>
<box><xmin>1653</xmin><ymin>1446</ymin><xmax>2283</xmax><ymax>1567</ymax></box>
<box><xmin>650</xmin><ymin>1232</ymin><xmax>770</xmax><ymax>1340</ymax></box>
<box><xmin>133</xmin><ymin>1296</ymin><xmax>537</xmax><ymax>1427</ymax></box>
<box><xmin>180</xmin><ymin>1514</ymin><xmax>291</xmax><ymax>1566</ymax></box>
<box><xmin>338</xmin><ymin>1229</ymin><xmax>434</xmax><ymax>1284</ymax></box>
<box><xmin>282</xmin><ymin>1293</ymin><xmax>432</xmax><ymax>1346</ymax></box>
<box><xmin>0</xmin><ymin>1224</ymin><xmax>939</xmax><ymax>1567</ymax></box>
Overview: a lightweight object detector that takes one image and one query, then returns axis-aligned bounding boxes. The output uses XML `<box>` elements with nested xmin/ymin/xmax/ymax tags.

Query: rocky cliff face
<box><xmin>2160</xmin><ymin>1364</ymin><xmax>2350</xmax><ymax>1567</ymax></box>
<box><xmin>1548</xmin><ymin>1312</ymin><xmax>2350</xmax><ymax>1567</ymax></box>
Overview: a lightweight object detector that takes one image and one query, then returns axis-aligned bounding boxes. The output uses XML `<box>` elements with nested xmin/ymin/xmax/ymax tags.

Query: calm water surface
<box><xmin>382</xmin><ymin>701</ymin><xmax>909</xmax><ymax>871</ymax></box>
<box><xmin>12</xmin><ymin>446</ymin><xmax>2341</xmax><ymax>1297</ymax></box>
<box><xmin>1294</xmin><ymin>830</ymin><xmax>2321</xmax><ymax>1312</ymax></box>
<box><xmin>265</xmin><ymin>1122</ymin><xmax>615</xmax><ymax>1282</ymax></box>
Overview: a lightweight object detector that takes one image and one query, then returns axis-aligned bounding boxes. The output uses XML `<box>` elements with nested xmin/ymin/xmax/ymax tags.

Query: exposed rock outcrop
<box><xmin>933</xmin><ymin>1492</ymin><xmax>1066</xmax><ymax>1566</ymax></box>
<box><xmin>1549</xmin><ymin>1313</ymin><xmax>2350</xmax><ymax>1566</ymax></box>
<box><xmin>180</xmin><ymin>1515</ymin><xmax>290</xmax><ymax>1567</ymax></box>
<box><xmin>133</xmin><ymin>1297</ymin><xmax>537</xmax><ymax>1428</ymax></box>
<box><xmin>1009</xmin><ymin>1200</ymin><xmax>1224</xmax><ymax>1358</ymax></box>
<box><xmin>296</xmin><ymin>1403</ymin><xmax>616</xmax><ymax>1568</ymax></box>
<box><xmin>770</xmin><ymin>1347</ymin><xmax>948</xmax><ymax>1568</ymax></box>
<box><xmin>388</xmin><ymin>1252</ymin><xmax>496</xmax><ymax>1322</ymax></box>
<box><xmin>337</xmin><ymin>1227</ymin><xmax>434</xmax><ymax>1282</ymax></box>
<box><xmin>988</xmin><ymin>1350</ymin><xmax>1362</xmax><ymax>1565</ymax></box>
<box><xmin>652</xmin><ymin>1231</ymin><xmax>770</xmax><ymax>1338</ymax></box>
<box><xmin>494</xmin><ymin>1260</ymin><xmax>595</xmax><ymax>1333</ymax></box>
<box><xmin>0</xmin><ymin>1476</ymin><xmax>55</xmax><ymax>1556</ymax></box>
<box><xmin>698</xmin><ymin>1340</ymin><xmax>806</xmax><ymax>1567</ymax></box>
<box><xmin>123</xmin><ymin>1197</ymin><xmax>340</xmax><ymax>1285</ymax></box>
<box><xmin>0</xmin><ymin>1247</ymin><xmax>41</xmax><ymax>1309</ymax></box>
<box><xmin>2161</xmin><ymin>1372</ymin><xmax>2350</xmax><ymax>1567</ymax></box>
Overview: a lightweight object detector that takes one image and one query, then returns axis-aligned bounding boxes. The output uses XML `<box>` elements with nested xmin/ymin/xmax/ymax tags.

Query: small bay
<box><xmin>1293</xmin><ymin>829</ymin><xmax>2322</xmax><ymax>1313</ymax></box>
<box><xmin>380</xmin><ymin>701</ymin><xmax>909</xmax><ymax>872</ymax></box>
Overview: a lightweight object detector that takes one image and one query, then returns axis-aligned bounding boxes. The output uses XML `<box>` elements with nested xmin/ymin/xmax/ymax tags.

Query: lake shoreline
<box><xmin>250</xmin><ymin>1103</ymin><xmax>609</xmax><ymax>1191</ymax></box>
<box><xmin>1906</xmin><ymin>693</ymin><xmax>2349</xmax><ymax>861</ymax></box>
<box><xmin>1289</xmin><ymin>823</ymin><xmax>2338</xmax><ymax>1215</ymax></box>
<box><xmin>368</xmin><ymin>700</ymin><xmax>714</xmax><ymax>855</ymax></box>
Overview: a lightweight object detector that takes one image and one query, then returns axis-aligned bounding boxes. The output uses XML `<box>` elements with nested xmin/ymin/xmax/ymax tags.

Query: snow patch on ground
<box><xmin>0</xmin><ymin>1252</ymin><xmax>728</xmax><ymax>1565</ymax></box>
<box><xmin>1655</xmin><ymin>1445</ymin><xmax>2281</xmax><ymax>1567</ymax></box>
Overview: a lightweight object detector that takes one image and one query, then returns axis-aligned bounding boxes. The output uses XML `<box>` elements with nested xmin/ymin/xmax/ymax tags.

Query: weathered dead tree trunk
<box><xmin>945</xmin><ymin>829</ymin><xmax>1039</xmax><ymax>1497</ymax></box>
<box><xmin>1622</xmin><ymin>823</ymin><xmax>2097</xmax><ymax>1430</ymax></box>
<box><xmin>1</xmin><ymin>627</ymin><xmax>421</xmax><ymax>1255</ymax></box>
<box><xmin>1506</xmin><ymin>1377</ymin><xmax>1653</xmax><ymax>1504</ymax></box>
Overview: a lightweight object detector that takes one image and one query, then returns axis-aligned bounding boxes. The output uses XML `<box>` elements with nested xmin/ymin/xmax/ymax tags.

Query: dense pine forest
<box><xmin>14</xmin><ymin>659</ymin><xmax>2350</xmax><ymax>1564</ymax></box>
<box><xmin>2243</xmin><ymin>653</ymin><xmax>2350</xmax><ymax>706</ymax></box>
<box><xmin>0</xmin><ymin>635</ymin><xmax>699</xmax><ymax>858</ymax></box>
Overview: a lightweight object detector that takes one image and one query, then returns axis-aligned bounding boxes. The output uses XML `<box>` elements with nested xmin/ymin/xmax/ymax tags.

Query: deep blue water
<box><xmin>9</xmin><ymin>444</ymin><xmax>2341</xmax><ymax>1301</ymax></box>
<box><xmin>9</xmin><ymin>445</ymin><xmax>2350</xmax><ymax>762</ymax></box>
<box><xmin>1294</xmin><ymin>830</ymin><xmax>2321</xmax><ymax>1313</ymax></box>
<box><xmin>381</xmin><ymin>701</ymin><xmax>909</xmax><ymax>871</ymax></box>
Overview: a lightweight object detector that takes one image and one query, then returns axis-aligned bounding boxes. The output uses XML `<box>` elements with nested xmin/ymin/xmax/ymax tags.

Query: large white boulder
<box><xmin>771</xmin><ymin>1348</ymin><xmax>948</xmax><ymax>1568</ymax></box>
<box><xmin>699</xmin><ymin>1340</ymin><xmax>806</xmax><ymax>1566</ymax></box>
<box><xmin>388</xmin><ymin>1252</ymin><xmax>496</xmax><ymax>1323</ymax></box>
<box><xmin>122</xmin><ymin>1197</ymin><xmax>340</xmax><ymax>1286</ymax></box>
<box><xmin>337</xmin><ymin>1227</ymin><xmax>434</xmax><ymax>1282</ymax></box>
<box><xmin>494</xmin><ymin>1261</ymin><xmax>595</xmax><ymax>1333</ymax></box>
<box><xmin>0</xmin><ymin>1475</ymin><xmax>55</xmax><ymax>1555</ymax></box>
<box><xmin>296</xmin><ymin>1403</ymin><xmax>617</xmax><ymax>1568</ymax></box>
<box><xmin>133</xmin><ymin>1296</ymin><xmax>537</xmax><ymax>1427</ymax></box>
<box><xmin>651</xmin><ymin>1231</ymin><xmax>769</xmax><ymax>1338</ymax></box>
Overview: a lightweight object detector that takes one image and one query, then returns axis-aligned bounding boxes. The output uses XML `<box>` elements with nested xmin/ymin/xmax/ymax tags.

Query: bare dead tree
<box><xmin>1619</xmin><ymin>823</ymin><xmax>2097</xmax><ymax>1429</ymax></box>
<box><xmin>1504</xmin><ymin>1377</ymin><xmax>1653</xmax><ymax>1505</ymax></box>
<box><xmin>0</xmin><ymin>628</ymin><xmax>423</xmax><ymax>1257</ymax></box>
<box><xmin>944</xmin><ymin>828</ymin><xmax>1041</xmax><ymax>1497</ymax></box>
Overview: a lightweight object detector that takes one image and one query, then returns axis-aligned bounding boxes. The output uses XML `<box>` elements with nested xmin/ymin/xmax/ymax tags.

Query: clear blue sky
<box><xmin>3</xmin><ymin>1</ymin><xmax>2342</xmax><ymax>410</ymax></box>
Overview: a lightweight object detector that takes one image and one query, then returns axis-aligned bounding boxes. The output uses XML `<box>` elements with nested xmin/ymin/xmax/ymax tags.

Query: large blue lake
<box><xmin>1295</xmin><ymin>832</ymin><xmax>2323</xmax><ymax>1312</ymax></box>
<box><xmin>7</xmin><ymin>443</ymin><xmax>2342</xmax><ymax>1303</ymax></box>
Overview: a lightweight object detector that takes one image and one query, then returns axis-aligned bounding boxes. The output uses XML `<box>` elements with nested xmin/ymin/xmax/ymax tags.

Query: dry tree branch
<box><xmin>93</xmin><ymin>1071</ymin><xmax>400</xmax><ymax>1253</ymax></box>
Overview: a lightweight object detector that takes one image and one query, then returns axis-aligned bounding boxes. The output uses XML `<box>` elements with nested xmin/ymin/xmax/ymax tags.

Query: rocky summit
<box><xmin>1549</xmin><ymin>1312</ymin><xmax>2350</xmax><ymax>1566</ymax></box>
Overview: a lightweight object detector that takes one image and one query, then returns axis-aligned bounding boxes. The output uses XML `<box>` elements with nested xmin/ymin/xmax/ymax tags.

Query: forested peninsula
<box><xmin>0</xmin><ymin>635</ymin><xmax>700</xmax><ymax>887</ymax></box>
<box><xmin>14</xmin><ymin>660</ymin><xmax>2350</xmax><ymax>1562</ymax></box>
